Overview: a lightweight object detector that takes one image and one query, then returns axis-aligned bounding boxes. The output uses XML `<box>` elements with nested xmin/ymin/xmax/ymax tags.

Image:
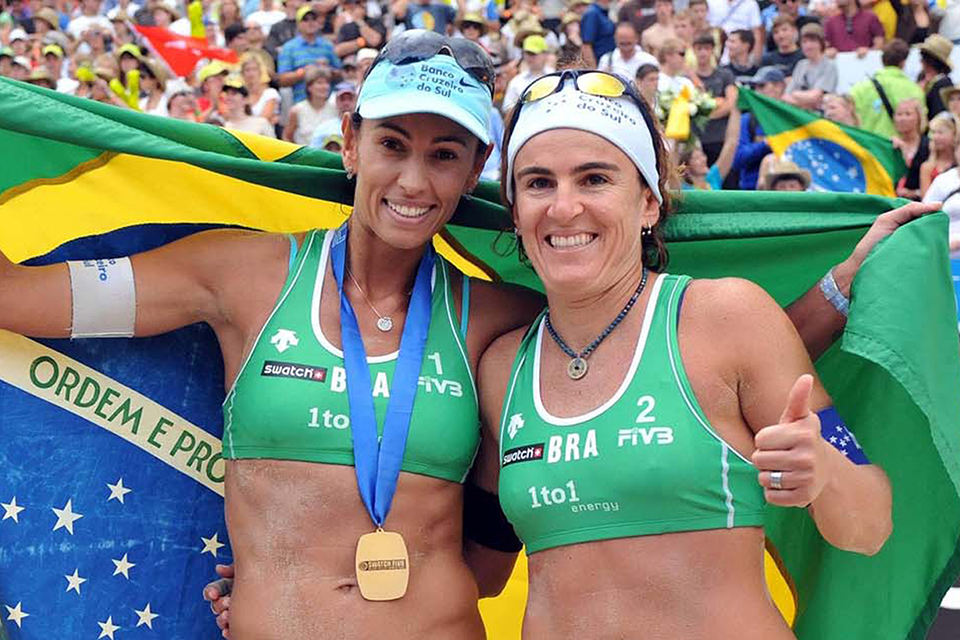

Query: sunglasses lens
<box><xmin>577</xmin><ymin>72</ymin><xmax>626</xmax><ymax>98</ymax></box>
<box><xmin>523</xmin><ymin>75</ymin><xmax>562</xmax><ymax>103</ymax></box>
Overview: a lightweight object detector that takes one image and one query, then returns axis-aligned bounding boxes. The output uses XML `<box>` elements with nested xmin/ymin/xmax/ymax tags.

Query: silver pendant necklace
<box><xmin>346</xmin><ymin>267</ymin><xmax>406</xmax><ymax>332</ymax></box>
<box><xmin>544</xmin><ymin>268</ymin><xmax>648</xmax><ymax>380</ymax></box>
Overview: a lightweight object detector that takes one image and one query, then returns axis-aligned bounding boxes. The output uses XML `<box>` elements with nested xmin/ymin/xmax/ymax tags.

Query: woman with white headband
<box><xmin>469</xmin><ymin>70</ymin><xmax>896</xmax><ymax>639</ymax></box>
<box><xmin>0</xmin><ymin>30</ymin><xmax>545</xmax><ymax>640</ymax></box>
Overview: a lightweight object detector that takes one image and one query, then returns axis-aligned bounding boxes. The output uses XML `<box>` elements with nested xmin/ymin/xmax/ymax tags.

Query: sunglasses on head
<box><xmin>368</xmin><ymin>29</ymin><xmax>495</xmax><ymax>95</ymax></box>
<box><xmin>508</xmin><ymin>70</ymin><xmax>659</xmax><ymax>149</ymax></box>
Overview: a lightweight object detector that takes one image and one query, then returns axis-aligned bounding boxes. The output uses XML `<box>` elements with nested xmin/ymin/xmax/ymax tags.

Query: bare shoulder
<box><xmin>680</xmin><ymin>276</ymin><xmax>787</xmax><ymax>332</ymax></box>
<box><xmin>477</xmin><ymin>325</ymin><xmax>529</xmax><ymax>442</ymax></box>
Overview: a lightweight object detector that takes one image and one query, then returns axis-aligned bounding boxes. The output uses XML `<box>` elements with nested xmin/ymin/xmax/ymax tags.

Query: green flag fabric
<box><xmin>1</xmin><ymin>76</ymin><xmax>959</xmax><ymax>640</ymax></box>
<box><xmin>737</xmin><ymin>87</ymin><xmax>907</xmax><ymax>198</ymax></box>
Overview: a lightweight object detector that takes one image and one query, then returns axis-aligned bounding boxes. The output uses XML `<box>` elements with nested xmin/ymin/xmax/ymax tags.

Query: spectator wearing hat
<box><xmin>641</xmin><ymin>0</ymin><xmax>677</xmax><ymax>56</ymax></box>
<box><xmin>557</xmin><ymin>11</ymin><xmax>583</xmax><ymax>62</ymax></box>
<box><xmin>783</xmin><ymin>22</ymin><xmax>836</xmax><ymax>110</ymax></box>
<box><xmin>115</xmin><ymin>43</ymin><xmax>144</xmax><ymax>77</ymax></box>
<box><xmin>265</xmin><ymin>0</ymin><xmax>304</xmax><ymax>59</ymax></box>
<box><xmin>148</xmin><ymin>0</ymin><xmax>180</xmax><ymax>29</ymax></box>
<box><xmin>761</xmin><ymin>160</ymin><xmax>811</xmax><ymax>191</ymax></box>
<box><xmin>42</xmin><ymin>44</ymin><xmax>78</xmax><ymax>94</ymax></box>
<box><xmin>67</xmin><ymin>0</ymin><xmax>112</xmax><ymax>41</ymax></box>
<box><xmin>849</xmin><ymin>38</ymin><xmax>924</xmax><ymax>138</ymax></box>
<box><xmin>503</xmin><ymin>34</ymin><xmax>555</xmax><ymax>110</ymax></box>
<box><xmin>277</xmin><ymin>4</ymin><xmax>341</xmax><ymax>104</ymax></box>
<box><xmin>222</xmin><ymin>76</ymin><xmax>277</xmax><ymax>137</ymax></box>
<box><xmin>109</xmin><ymin>12</ymin><xmax>138</xmax><ymax>46</ymax></box>
<box><xmin>942</xmin><ymin>86</ymin><xmax>960</xmax><ymax>119</ymax></box>
<box><xmin>391</xmin><ymin>0</ymin><xmax>462</xmax><ymax>34</ymax></box>
<box><xmin>106</xmin><ymin>0</ymin><xmax>142</xmax><ymax>22</ymax></box>
<box><xmin>580</xmin><ymin>0</ymin><xmax>616</xmax><ymax>67</ymax></box>
<box><xmin>760</xmin><ymin>15</ymin><xmax>804</xmax><ymax>77</ymax></box>
<box><xmin>916</xmin><ymin>34</ymin><xmax>954</xmax><ymax>120</ymax></box>
<box><xmin>456</xmin><ymin>12</ymin><xmax>486</xmax><ymax>42</ymax></box>
<box><xmin>8</xmin><ymin>55</ymin><xmax>30</xmax><ymax>80</ymax></box>
<box><xmin>722</xmin><ymin>29</ymin><xmax>759</xmax><ymax>78</ymax></box>
<box><xmin>139</xmin><ymin>56</ymin><xmax>169</xmax><ymax>116</ymax></box>
<box><xmin>33</xmin><ymin>7</ymin><xmax>69</xmax><ymax>49</ymax></box>
<box><xmin>734</xmin><ymin>66</ymin><xmax>786</xmax><ymax>189</ymax></box>
<box><xmin>693</xmin><ymin>29</ymin><xmax>737</xmax><ymax>167</ymax></box>
<box><xmin>26</xmin><ymin>66</ymin><xmax>56</xmax><ymax>89</ymax></box>
<box><xmin>196</xmin><ymin>59</ymin><xmax>231</xmax><ymax>122</ymax></box>
<box><xmin>598</xmin><ymin>21</ymin><xmax>657</xmax><ymax>80</ymax></box>
<box><xmin>333</xmin><ymin>0</ymin><xmax>385</xmax><ymax>59</ymax></box>
<box><xmin>823</xmin><ymin>0</ymin><xmax>883</xmax><ymax>56</ymax></box>
<box><xmin>7</xmin><ymin>28</ymin><xmax>29</xmax><ymax>58</ymax></box>
<box><xmin>283</xmin><ymin>66</ymin><xmax>336</xmax><ymax>144</ymax></box>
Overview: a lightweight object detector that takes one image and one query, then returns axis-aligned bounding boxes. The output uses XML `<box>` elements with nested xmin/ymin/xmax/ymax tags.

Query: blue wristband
<box><xmin>817</xmin><ymin>406</ymin><xmax>870</xmax><ymax>465</ymax></box>
<box><xmin>819</xmin><ymin>268</ymin><xmax>850</xmax><ymax>317</ymax></box>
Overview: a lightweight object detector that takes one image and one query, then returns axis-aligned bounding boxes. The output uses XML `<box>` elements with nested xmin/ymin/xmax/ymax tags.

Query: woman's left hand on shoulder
<box><xmin>751</xmin><ymin>374</ymin><xmax>830</xmax><ymax>508</ymax></box>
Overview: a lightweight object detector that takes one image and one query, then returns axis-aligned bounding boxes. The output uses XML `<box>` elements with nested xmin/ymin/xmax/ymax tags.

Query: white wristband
<box><xmin>67</xmin><ymin>258</ymin><xmax>137</xmax><ymax>338</ymax></box>
<box><xmin>819</xmin><ymin>267</ymin><xmax>850</xmax><ymax>317</ymax></box>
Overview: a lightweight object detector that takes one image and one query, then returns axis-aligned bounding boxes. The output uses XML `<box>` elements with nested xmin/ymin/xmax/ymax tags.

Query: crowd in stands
<box><xmin>1</xmin><ymin>0</ymin><xmax>959</xmax><ymax>201</ymax></box>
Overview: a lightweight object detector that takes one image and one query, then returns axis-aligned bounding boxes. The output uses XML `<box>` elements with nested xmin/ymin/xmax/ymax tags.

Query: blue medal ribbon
<box><xmin>330</xmin><ymin>224</ymin><xmax>434</xmax><ymax>527</ymax></box>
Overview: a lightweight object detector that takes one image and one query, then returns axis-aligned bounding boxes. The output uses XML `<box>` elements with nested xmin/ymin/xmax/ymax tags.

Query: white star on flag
<box><xmin>134</xmin><ymin>603</ymin><xmax>160</xmax><ymax>628</ymax></box>
<box><xmin>97</xmin><ymin>615</ymin><xmax>120</xmax><ymax>639</ymax></box>
<box><xmin>1</xmin><ymin>496</ymin><xmax>25</xmax><ymax>523</ymax></box>
<box><xmin>111</xmin><ymin>553</ymin><xmax>136</xmax><ymax>579</ymax></box>
<box><xmin>5</xmin><ymin>601</ymin><xmax>29</xmax><ymax>628</ymax></box>
<box><xmin>106</xmin><ymin>478</ymin><xmax>132</xmax><ymax>504</ymax></box>
<box><xmin>201</xmin><ymin>532</ymin><xmax>225</xmax><ymax>557</ymax></box>
<box><xmin>52</xmin><ymin>499</ymin><xmax>83</xmax><ymax>534</ymax></box>
<box><xmin>65</xmin><ymin>569</ymin><xmax>87</xmax><ymax>595</ymax></box>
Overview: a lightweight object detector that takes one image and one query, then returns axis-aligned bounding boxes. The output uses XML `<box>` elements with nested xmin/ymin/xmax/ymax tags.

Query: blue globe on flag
<box><xmin>785</xmin><ymin>138</ymin><xmax>867</xmax><ymax>194</ymax></box>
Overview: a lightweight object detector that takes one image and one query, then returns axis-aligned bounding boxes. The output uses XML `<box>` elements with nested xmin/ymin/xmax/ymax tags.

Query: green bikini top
<box><xmin>497</xmin><ymin>274</ymin><xmax>767</xmax><ymax>554</ymax></box>
<box><xmin>222</xmin><ymin>229</ymin><xmax>480</xmax><ymax>484</ymax></box>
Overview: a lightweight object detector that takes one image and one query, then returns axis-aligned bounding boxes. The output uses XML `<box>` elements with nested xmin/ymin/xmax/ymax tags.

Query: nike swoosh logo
<box><xmin>459</xmin><ymin>77</ymin><xmax>474</xmax><ymax>89</ymax></box>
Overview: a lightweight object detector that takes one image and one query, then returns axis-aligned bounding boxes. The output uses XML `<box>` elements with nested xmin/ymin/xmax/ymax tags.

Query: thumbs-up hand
<box><xmin>751</xmin><ymin>374</ymin><xmax>828</xmax><ymax>507</ymax></box>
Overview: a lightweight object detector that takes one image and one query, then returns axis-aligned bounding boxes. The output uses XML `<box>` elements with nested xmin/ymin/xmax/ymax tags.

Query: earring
<box><xmin>641</xmin><ymin>226</ymin><xmax>652</xmax><ymax>236</ymax></box>
<box><xmin>345</xmin><ymin>168</ymin><xmax>355</xmax><ymax>180</ymax></box>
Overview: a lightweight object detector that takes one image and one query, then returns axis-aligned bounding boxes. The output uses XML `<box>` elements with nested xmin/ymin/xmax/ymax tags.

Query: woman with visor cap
<box><xmin>0</xmin><ymin>30</ymin><xmax>544</xmax><ymax>640</ymax></box>
<box><xmin>471</xmin><ymin>68</ymin><xmax>900</xmax><ymax>639</ymax></box>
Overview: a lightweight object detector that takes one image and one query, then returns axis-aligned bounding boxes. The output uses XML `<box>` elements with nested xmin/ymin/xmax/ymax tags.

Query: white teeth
<box><xmin>549</xmin><ymin>233</ymin><xmax>596</xmax><ymax>249</ymax></box>
<box><xmin>387</xmin><ymin>201</ymin><xmax>430</xmax><ymax>218</ymax></box>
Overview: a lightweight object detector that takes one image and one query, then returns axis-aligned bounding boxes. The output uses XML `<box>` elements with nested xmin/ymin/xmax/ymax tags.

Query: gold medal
<box><xmin>355</xmin><ymin>528</ymin><xmax>409</xmax><ymax>601</ymax></box>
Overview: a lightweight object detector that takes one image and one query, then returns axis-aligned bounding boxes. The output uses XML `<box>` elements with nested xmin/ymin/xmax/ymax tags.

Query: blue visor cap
<box><xmin>357</xmin><ymin>55</ymin><xmax>492</xmax><ymax>146</ymax></box>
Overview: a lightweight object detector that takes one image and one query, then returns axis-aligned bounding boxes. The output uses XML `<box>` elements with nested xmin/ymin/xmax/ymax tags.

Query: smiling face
<box><xmin>511</xmin><ymin>129</ymin><xmax>660</xmax><ymax>295</ymax></box>
<box><xmin>893</xmin><ymin>99</ymin><xmax>920</xmax><ymax>135</ymax></box>
<box><xmin>930</xmin><ymin>119</ymin><xmax>957</xmax><ymax>153</ymax></box>
<box><xmin>342</xmin><ymin>113</ymin><xmax>488</xmax><ymax>251</ymax></box>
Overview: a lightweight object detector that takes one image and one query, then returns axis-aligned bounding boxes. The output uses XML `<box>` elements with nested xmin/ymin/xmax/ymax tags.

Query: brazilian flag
<box><xmin>738</xmin><ymin>87</ymin><xmax>907</xmax><ymax>197</ymax></box>
<box><xmin>1</xmin><ymin>77</ymin><xmax>959</xmax><ymax>640</ymax></box>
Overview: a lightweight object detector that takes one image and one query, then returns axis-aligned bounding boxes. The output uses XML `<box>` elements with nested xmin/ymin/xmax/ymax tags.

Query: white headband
<box><xmin>505</xmin><ymin>82</ymin><xmax>663</xmax><ymax>205</ymax></box>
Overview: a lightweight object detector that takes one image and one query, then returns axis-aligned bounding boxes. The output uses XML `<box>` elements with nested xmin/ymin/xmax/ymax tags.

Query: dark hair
<box><xmin>920</xmin><ymin>50</ymin><xmax>951</xmax><ymax>76</ymax></box>
<box><xmin>615</xmin><ymin>20</ymin><xmax>638</xmax><ymax>34</ymax></box>
<box><xmin>498</xmin><ymin>81</ymin><xmax>673</xmax><ymax>271</ymax></box>
<box><xmin>693</xmin><ymin>30</ymin><xmax>715</xmax><ymax>48</ymax></box>
<box><xmin>688</xmin><ymin>0</ymin><xmax>707</xmax><ymax>7</ymax></box>
<box><xmin>224</xmin><ymin>22</ymin><xmax>246</xmax><ymax>45</ymax></box>
<box><xmin>730</xmin><ymin>28</ymin><xmax>754</xmax><ymax>49</ymax></box>
<box><xmin>635</xmin><ymin>63</ymin><xmax>658</xmax><ymax>81</ymax></box>
<box><xmin>882</xmin><ymin>38</ymin><xmax>909</xmax><ymax>67</ymax></box>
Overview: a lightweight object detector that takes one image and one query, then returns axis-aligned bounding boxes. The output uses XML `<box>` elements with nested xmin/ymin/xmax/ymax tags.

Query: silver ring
<box><xmin>770</xmin><ymin>470</ymin><xmax>783</xmax><ymax>490</ymax></box>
